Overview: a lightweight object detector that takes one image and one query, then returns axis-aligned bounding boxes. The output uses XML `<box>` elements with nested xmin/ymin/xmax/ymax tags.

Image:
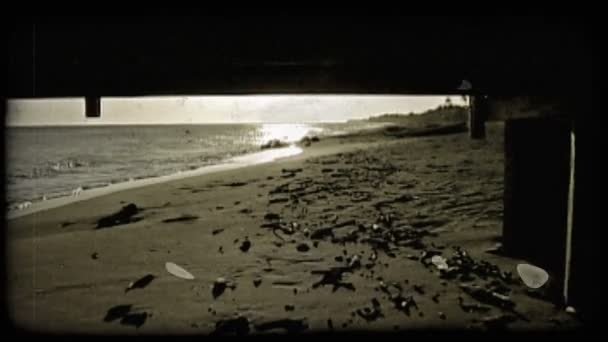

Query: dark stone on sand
<box><xmin>264</xmin><ymin>212</ymin><xmax>280</xmax><ymax>220</ymax></box>
<box><xmin>253</xmin><ymin>278</ymin><xmax>262</xmax><ymax>287</ymax></box>
<box><xmin>212</xmin><ymin>228</ymin><xmax>225</xmax><ymax>235</ymax></box>
<box><xmin>125</xmin><ymin>274</ymin><xmax>155</xmax><ymax>293</ymax></box>
<box><xmin>224</xmin><ymin>182</ymin><xmax>247</xmax><ymax>187</ymax></box>
<box><xmin>310</xmin><ymin>227</ymin><xmax>334</xmax><ymax>240</ymax></box>
<box><xmin>120</xmin><ymin>312</ymin><xmax>148</xmax><ymax>329</ymax></box>
<box><xmin>284</xmin><ymin>305</ymin><xmax>295</xmax><ymax>311</ymax></box>
<box><xmin>212</xmin><ymin>279</ymin><xmax>228</xmax><ymax>299</ymax></box>
<box><xmin>296</xmin><ymin>243</ymin><xmax>310</xmax><ymax>252</ymax></box>
<box><xmin>432</xmin><ymin>293</ymin><xmax>441</xmax><ymax>303</ymax></box>
<box><xmin>213</xmin><ymin>316</ymin><xmax>250</xmax><ymax>336</ymax></box>
<box><xmin>162</xmin><ymin>214</ymin><xmax>199</xmax><ymax>223</ymax></box>
<box><xmin>103</xmin><ymin>304</ymin><xmax>132</xmax><ymax>322</ymax></box>
<box><xmin>239</xmin><ymin>208</ymin><xmax>253</xmax><ymax>214</ymax></box>
<box><xmin>322</xmin><ymin>168</ymin><xmax>334</xmax><ymax>173</ymax></box>
<box><xmin>413</xmin><ymin>284</ymin><xmax>425</xmax><ymax>294</ymax></box>
<box><xmin>269</xmin><ymin>197</ymin><xmax>289</xmax><ymax>204</ymax></box>
<box><xmin>61</xmin><ymin>221</ymin><xmax>75</xmax><ymax>228</ymax></box>
<box><xmin>311</xmin><ymin>267</ymin><xmax>356</xmax><ymax>292</ymax></box>
<box><xmin>96</xmin><ymin>203</ymin><xmax>141</xmax><ymax>229</ymax></box>
<box><xmin>335</xmin><ymin>256</ymin><xmax>344</xmax><ymax>262</ymax></box>
<box><xmin>91</xmin><ymin>252</ymin><xmax>98</xmax><ymax>260</ymax></box>
<box><xmin>239</xmin><ymin>239</ymin><xmax>252</xmax><ymax>252</ymax></box>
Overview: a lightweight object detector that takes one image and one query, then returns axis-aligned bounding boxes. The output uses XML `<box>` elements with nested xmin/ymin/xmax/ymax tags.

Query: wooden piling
<box><xmin>468</xmin><ymin>95</ymin><xmax>487</xmax><ymax>139</ymax></box>
<box><xmin>503</xmin><ymin>117</ymin><xmax>572</xmax><ymax>302</ymax></box>
<box><xmin>85</xmin><ymin>95</ymin><xmax>100</xmax><ymax>118</ymax></box>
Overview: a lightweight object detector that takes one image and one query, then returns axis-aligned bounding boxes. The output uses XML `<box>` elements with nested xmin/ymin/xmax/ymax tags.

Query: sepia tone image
<box><xmin>3</xmin><ymin>16</ymin><xmax>594</xmax><ymax>335</ymax></box>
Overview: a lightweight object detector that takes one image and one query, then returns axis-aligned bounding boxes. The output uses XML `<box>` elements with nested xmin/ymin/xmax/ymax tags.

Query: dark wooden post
<box><xmin>503</xmin><ymin>117</ymin><xmax>572</xmax><ymax>302</ymax></box>
<box><xmin>85</xmin><ymin>95</ymin><xmax>101</xmax><ymax>118</ymax></box>
<box><xmin>468</xmin><ymin>95</ymin><xmax>487</xmax><ymax>139</ymax></box>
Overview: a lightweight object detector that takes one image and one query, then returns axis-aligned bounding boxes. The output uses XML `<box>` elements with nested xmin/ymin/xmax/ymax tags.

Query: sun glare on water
<box><xmin>258</xmin><ymin>123</ymin><xmax>321</xmax><ymax>144</ymax></box>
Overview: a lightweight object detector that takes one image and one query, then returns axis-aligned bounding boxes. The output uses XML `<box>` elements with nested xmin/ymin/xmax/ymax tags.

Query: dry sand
<box><xmin>5</xmin><ymin>123</ymin><xmax>581</xmax><ymax>334</ymax></box>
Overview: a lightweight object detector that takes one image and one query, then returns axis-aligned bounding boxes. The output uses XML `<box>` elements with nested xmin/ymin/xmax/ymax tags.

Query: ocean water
<box><xmin>5</xmin><ymin>122</ymin><xmax>383</xmax><ymax>208</ymax></box>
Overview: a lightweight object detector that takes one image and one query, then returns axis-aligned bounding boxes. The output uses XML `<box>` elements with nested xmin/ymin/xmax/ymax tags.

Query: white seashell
<box><xmin>517</xmin><ymin>263</ymin><xmax>549</xmax><ymax>289</ymax></box>
<box><xmin>165</xmin><ymin>262</ymin><xmax>195</xmax><ymax>280</ymax></box>
<box><xmin>431</xmin><ymin>255</ymin><xmax>449</xmax><ymax>270</ymax></box>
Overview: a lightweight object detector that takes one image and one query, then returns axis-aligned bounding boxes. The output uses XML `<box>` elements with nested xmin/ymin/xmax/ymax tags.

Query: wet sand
<box><xmin>6</xmin><ymin>123</ymin><xmax>581</xmax><ymax>334</ymax></box>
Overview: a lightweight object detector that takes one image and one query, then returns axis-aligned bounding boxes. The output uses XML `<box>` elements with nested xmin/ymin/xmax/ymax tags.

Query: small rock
<box><xmin>413</xmin><ymin>284</ymin><xmax>425</xmax><ymax>294</ymax></box>
<box><xmin>212</xmin><ymin>278</ymin><xmax>228</xmax><ymax>299</ymax></box>
<box><xmin>432</xmin><ymin>293</ymin><xmax>440</xmax><ymax>303</ymax></box>
<box><xmin>285</xmin><ymin>305</ymin><xmax>295</xmax><ymax>311</ymax></box>
<box><xmin>253</xmin><ymin>278</ymin><xmax>262</xmax><ymax>287</ymax></box>
<box><xmin>91</xmin><ymin>252</ymin><xmax>98</xmax><ymax>260</ymax></box>
<box><xmin>438</xmin><ymin>312</ymin><xmax>446</xmax><ymax>320</ymax></box>
<box><xmin>125</xmin><ymin>274</ymin><xmax>155</xmax><ymax>293</ymax></box>
<box><xmin>565</xmin><ymin>306</ymin><xmax>576</xmax><ymax>315</ymax></box>
<box><xmin>239</xmin><ymin>239</ymin><xmax>252</xmax><ymax>252</ymax></box>
<box><xmin>296</xmin><ymin>243</ymin><xmax>310</xmax><ymax>252</ymax></box>
<box><xmin>264</xmin><ymin>213</ymin><xmax>280</xmax><ymax>220</ymax></box>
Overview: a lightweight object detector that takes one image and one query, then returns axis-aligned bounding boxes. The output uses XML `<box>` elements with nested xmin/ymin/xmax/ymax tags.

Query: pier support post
<box><xmin>85</xmin><ymin>95</ymin><xmax>101</xmax><ymax>118</ymax></box>
<box><xmin>468</xmin><ymin>95</ymin><xmax>487</xmax><ymax>139</ymax></box>
<box><xmin>503</xmin><ymin>117</ymin><xmax>572</xmax><ymax>301</ymax></box>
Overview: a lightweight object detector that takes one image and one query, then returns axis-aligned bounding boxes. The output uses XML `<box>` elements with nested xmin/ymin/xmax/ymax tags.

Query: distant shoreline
<box><xmin>6</xmin><ymin>144</ymin><xmax>306</xmax><ymax>220</ymax></box>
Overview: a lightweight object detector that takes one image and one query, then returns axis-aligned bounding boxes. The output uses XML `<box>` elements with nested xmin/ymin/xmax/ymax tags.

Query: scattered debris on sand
<box><xmin>125</xmin><ymin>274</ymin><xmax>155</xmax><ymax>293</ymax></box>
<box><xmin>162</xmin><ymin>214</ymin><xmax>199</xmax><ymax>223</ymax></box>
<box><xmin>96</xmin><ymin>203</ymin><xmax>142</xmax><ymax>229</ymax></box>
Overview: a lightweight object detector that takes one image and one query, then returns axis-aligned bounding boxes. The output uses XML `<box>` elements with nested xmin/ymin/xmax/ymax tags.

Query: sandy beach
<box><xmin>6</xmin><ymin>123</ymin><xmax>582</xmax><ymax>334</ymax></box>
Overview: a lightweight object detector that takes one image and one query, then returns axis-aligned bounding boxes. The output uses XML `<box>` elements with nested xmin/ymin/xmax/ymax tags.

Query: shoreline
<box><xmin>4</xmin><ymin>123</ymin><xmax>393</xmax><ymax>215</ymax></box>
<box><xmin>6</xmin><ymin>145</ymin><xmax>303</xmax><ymax>220</ymax></box>
<box><xmin>6</xmin><ymin>123</ymin><xmax>395</xmax><ymax>220</ymax></box>
<box><xmin>6</xmin><ymin>132</ymin><xmax>394</xmax><ymax>221</ymax></box>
